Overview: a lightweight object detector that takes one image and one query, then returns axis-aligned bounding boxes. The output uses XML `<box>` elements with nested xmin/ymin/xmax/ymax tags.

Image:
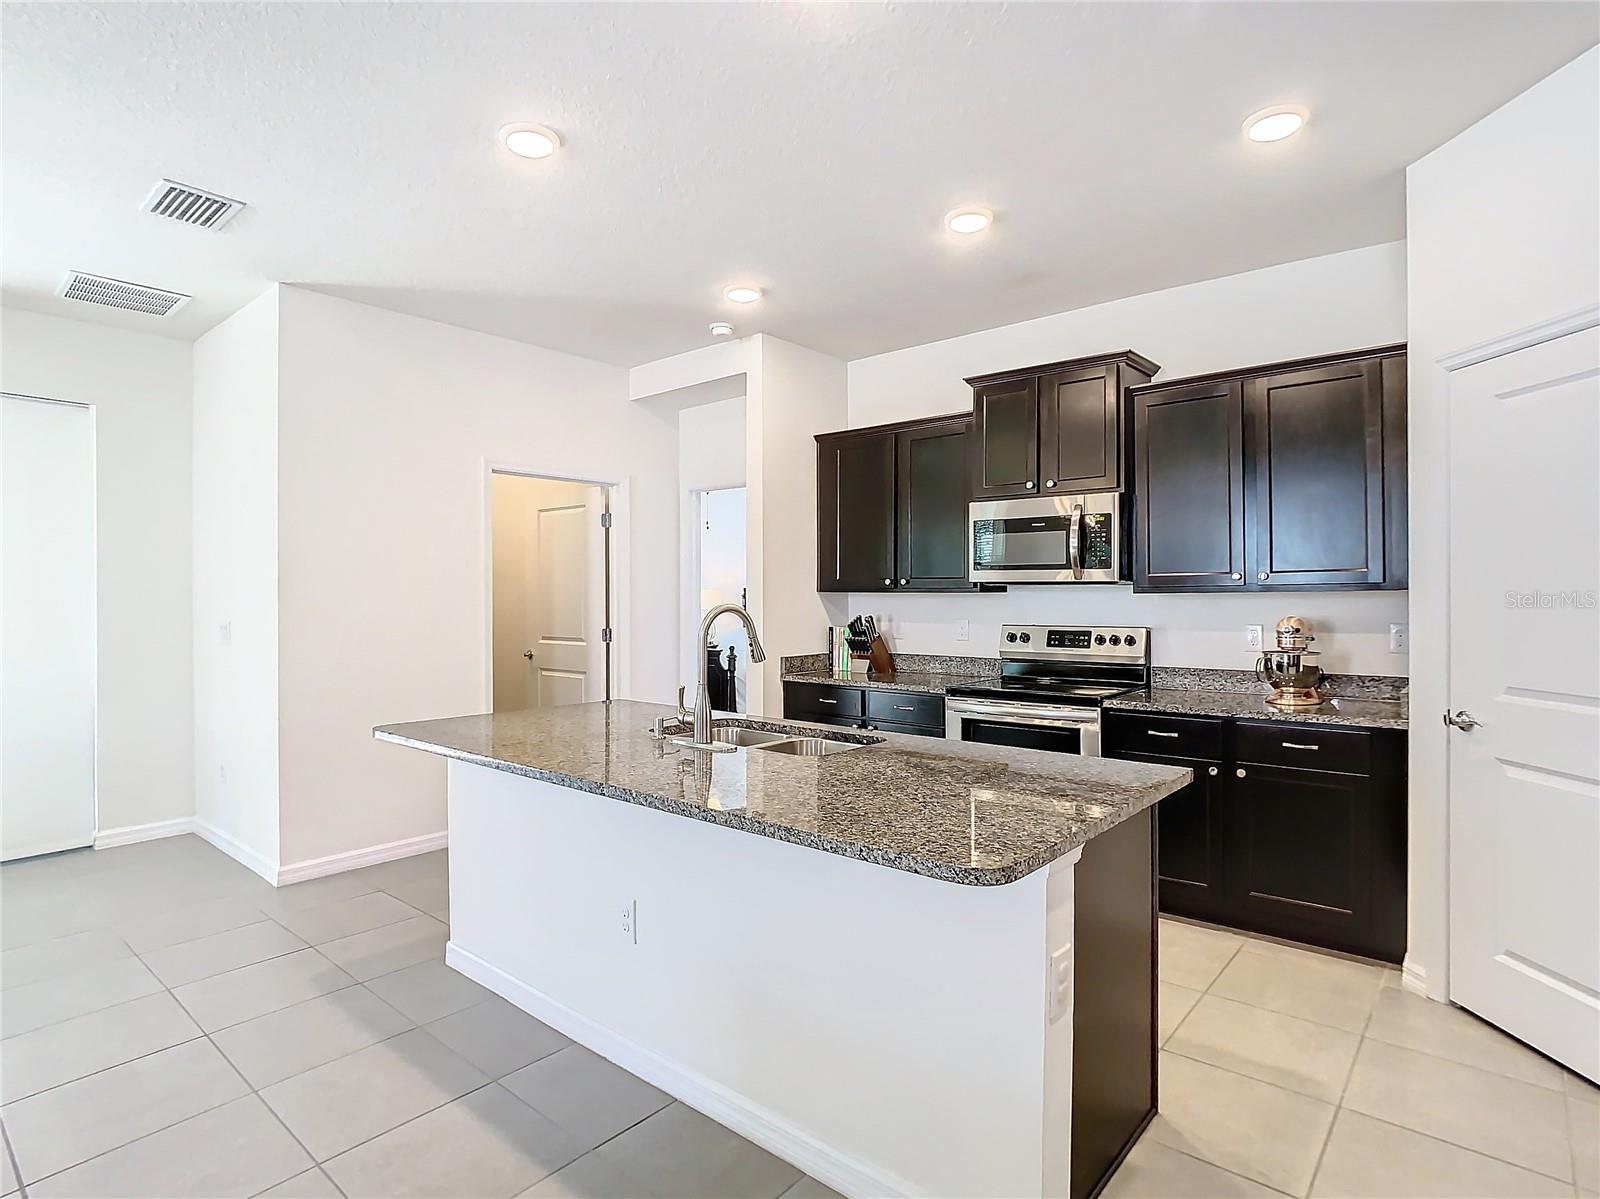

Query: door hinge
<box><xmin>600</xmin><ymin>512</ymin><xmax>613</xmax><ymax>529</ymax></box>
<box><xmin>601</xmin><ymin>627</ymin><xmax>613</xmax><ymax>644</ymax></box>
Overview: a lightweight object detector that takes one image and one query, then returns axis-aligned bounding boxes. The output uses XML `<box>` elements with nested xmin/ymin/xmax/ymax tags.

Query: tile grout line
<box><xmin>1143</xmin><ymin>1141</ymin><xmax>1299</xmax><ymax>1199</ymax></box>
<box><xmin>1</xmin><ymin>1111</ymin><xmax>28</xmax><ymax>1198</ymax></box>
<box><xmin>1302</xmin><ymin>988</ymin><xmax>1375</xmax><ymax>1196</ymax></box>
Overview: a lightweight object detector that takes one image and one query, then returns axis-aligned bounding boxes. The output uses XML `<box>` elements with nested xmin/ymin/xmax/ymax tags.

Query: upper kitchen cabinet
<box><xmin>1131</xmin><ymin>344</ymin><xmax>1408</xmax><ymax>593</ymax></box>
<box><xmin>817</xmin><ymin>413</ymin><xmax>976</xmax><ymax>592</ymax></box>
<box><xmin>966</xmin><ymin>350</ymin><xmax>1160</xmax><ymax>499</ymax></box>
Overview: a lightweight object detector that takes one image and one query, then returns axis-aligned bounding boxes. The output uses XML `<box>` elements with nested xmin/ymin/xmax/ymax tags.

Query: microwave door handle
<box><xmin>1068</xmin><ymin>503</ymin><xmax>1083</xmax><ymax>580</ymax></box>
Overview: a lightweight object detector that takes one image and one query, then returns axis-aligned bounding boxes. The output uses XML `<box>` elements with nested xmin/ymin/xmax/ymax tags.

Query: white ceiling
<box><xmin>3</xmin><ymin>3</ymin><xmax>1595</xmax><ymax>365</ymax></box>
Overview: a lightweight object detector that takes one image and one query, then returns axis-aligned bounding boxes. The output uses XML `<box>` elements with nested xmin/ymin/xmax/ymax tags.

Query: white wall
<box><xmin>845</xmin><ymin>242</ymin><xmax>1411</xmax><ymax>675</ymax></box>
<box><xmin>274</xmin><ymin>286</ymin><xmax>677</xmax><ymax>868</ymax></box>
<box><xmin>677</xmin><ymin>396</ymin><xmax>746</xmax><ymax>693</ymax></box>
<box><xmin>0</xmin><ymin>307</ymin><xmax>194</xmax><ymax>839</ymax></box>
<box><xmin>1405</xmin><ymin>46</ymin><xmax>1600</xmax><ymax>998</ymax></box>
<box><xmin>192</xmin><ymin>289</ymin><xmax>281</xmax><ymax>874</ymax></box>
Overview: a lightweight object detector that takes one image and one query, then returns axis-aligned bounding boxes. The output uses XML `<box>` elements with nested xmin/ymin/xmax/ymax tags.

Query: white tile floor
<box><xmin>2</xmin><ymin>836</ymin><xmax>1595</xmax><ymax>1198</ymax></box>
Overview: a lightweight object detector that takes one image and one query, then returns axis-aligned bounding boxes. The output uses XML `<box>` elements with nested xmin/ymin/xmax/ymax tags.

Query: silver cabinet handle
<box><xmin>894</xmin><ymin>705</ymin><xmax>915</xmax><ymax>712</ymax></box>
<box><xmin>1208</xmin><ymin>766</ymin><xmax>1218</xmax><ymax>776</ymax></box>
<box><xmin>1045</xmin><ymin>479</ymin><xmax>1056</xmax><ymax>487</ymax></box>
<box><xmin>1025</xmin><ymin>481</ymin><xmax>1036</xmax><ymax>490</ymax></box>
<box><xmin>1231</xmin><ymin>573</ymin><xmax>1242</xmax><ymax>580</ymax></box>
<box><xmin>818</xmin><ymin>698</ymin><xmax>838</xmax><ymax>705</ymax></box>
<box><xmin>1443</xmin><ymin>710</ymin><xmax>1481</xmax><ymax>730</ymax></box>
<box><xmin>899</xmin><ymin>578</ymin><xmax>908</xmax><ymax>585</ymax></box>
<box><xmin>1236</xmin><ymin>768</ymin><xmax>1247</xmax><ymax>778</ymax></box>
<box><xmin>1281</xmin><ymin>741</ymin><xmax>1319</xmax><ymax>751</ymax></box>
<box><xmin>1147</xmin><ymin>730</ymin><xmax>1179</xmax><ymax>738</ymax></box>
<box><xmin>883</xmin><ymin>578</ymin><xmax>893</xmax><ymax>586</ymax></box>
<box><xmin>1258</xmin><ymin>571</ymin><xmax>1270</xmax><ymax>581</ymax></box>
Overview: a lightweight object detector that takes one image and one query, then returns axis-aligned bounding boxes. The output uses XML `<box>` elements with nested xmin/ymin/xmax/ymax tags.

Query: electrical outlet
<box><xmin>219</xmin><ymin>621</ymin><xmax>232</xmax><ymax>644</ymax></box>
<box><xmin>955</xmin><ymin>619</ymin><xmax>970</xmax><ymax>643</ymax></box>
<box><xmin>1046</xmin><ymin>944</ymin><xmax>1073</xmax><ymax>1024</ymax></box>
<box><xmin>621</xmin><ymin>899</ymin><xmax>637</xmax><ymax>944</ymax></box>
<box><xmin>1389</xmin><ymin>623</ymin><xmax>1409</xmax><ymax>653</ymax></box>
<box><xmin>1246</xmin><ymin>625</ymin><xmax>1263</xmax><ymax>651</ymax></box>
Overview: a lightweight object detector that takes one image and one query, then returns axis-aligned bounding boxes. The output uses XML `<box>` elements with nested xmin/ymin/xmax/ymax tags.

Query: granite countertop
<box><xmin>779</xmin><ymin>669</ymin><xmax>985</xmax><ymax>696</ymax></box>
<box><xmin>375</xmin><ymin>700</ymin><xmax>1190</xmax><ymax>888</ymax></box>
<box><xmin>1104</xmin><ymin>688</ymin><xmax>1409</xmax><ymax>731</ymax></box>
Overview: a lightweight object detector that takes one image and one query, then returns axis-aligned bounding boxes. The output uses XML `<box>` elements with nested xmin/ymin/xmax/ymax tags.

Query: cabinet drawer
<box><xmin>865</xmin><ymin>689</ymin><xmax>943</xmax><ymax>728</ymax></box>
<box><xmin>1104</xmin><ymin>712</ymin><xmax>1223</xmax><ymax>761</ymax></box>
<box><xmin>784</xmin><ymin>683</ymin><xmax>863</xmax><ymax>720</ymax></box>
<box><xmin>1235</xmin><ymin>722</ymin><xmax>1370</xmax><ymax>775</ymax></box>
<box><xmin>868</xmin><ymin>718</ymin><xmax>945</xmax><ymax>740</ymax></box>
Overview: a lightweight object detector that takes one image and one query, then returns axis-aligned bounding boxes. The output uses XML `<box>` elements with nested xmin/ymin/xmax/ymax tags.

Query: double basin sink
<box><xmin>672</xmin><ymin>721</ymin><xmax>880</xmax><ymax>757</ymax></box>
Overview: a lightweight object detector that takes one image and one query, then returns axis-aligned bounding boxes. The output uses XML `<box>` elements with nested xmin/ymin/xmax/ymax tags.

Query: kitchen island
<box><xmin>375</xmin><ymin>701</ymin><xmax>1190</xmax><ymax>1199</ymax></box>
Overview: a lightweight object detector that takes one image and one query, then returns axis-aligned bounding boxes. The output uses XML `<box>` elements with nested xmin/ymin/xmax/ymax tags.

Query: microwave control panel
<box><xmin>1081</xmin><ymin>512</ymin><xmax>1113</xmax><ymax>571</ymax></box>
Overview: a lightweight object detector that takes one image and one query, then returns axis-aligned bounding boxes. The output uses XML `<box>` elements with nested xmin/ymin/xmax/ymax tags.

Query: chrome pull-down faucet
<box><xmin>688</xmin><ymin>603</ymin><xmax>766</xmax><ymax>746</ymax></box>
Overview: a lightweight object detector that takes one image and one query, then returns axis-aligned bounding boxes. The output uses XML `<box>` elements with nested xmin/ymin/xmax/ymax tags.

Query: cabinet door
<box><xmin>816</xmin><ymin>431</ymin><xmax>895</xmax><ymax>591</ymax></box>
<box><xmin>1132</xmin><ymin>380</ymin><xmax>1247</xmax><ymax>591</ymax></box>
<box><xmin>1039</xmin><ymin>364</ymin><xmax>1119</xmax><ymax>494</ymax></box>
<box><xmin>1227</xmin><ymin>762</ymin><xmax>1374</xmax><ymax>952</ymax></box>
<box><xmin>1119</xmin><ymin>750</ymin><xmax>1228</xmax><ymax>923</ymax></box>
<box><xmin>971</xmin><ymin>377</ymin><xmax>1038</xmax><ymax>498</ymax></box>
<box><xmin>895</xmin><ymin>419</ymin><xmax>973</xmax><ymax>590</ymax></box>
<box><xmin>1245</xmin><ymin>359</ymin><xmax>1386</xmax><ymax>587</ymax></box>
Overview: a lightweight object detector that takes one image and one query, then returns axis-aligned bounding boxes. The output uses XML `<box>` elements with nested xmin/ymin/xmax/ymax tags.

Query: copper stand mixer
<box><xmin>1256</xmin><ymin>616</ymin><xmax>1328</xmax><ymax>708</ymax></box>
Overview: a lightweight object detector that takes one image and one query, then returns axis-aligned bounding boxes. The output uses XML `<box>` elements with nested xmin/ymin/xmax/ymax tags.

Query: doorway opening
<box><xmin>489</xmin><ymin>471</ymin><xmax>613</xmax><ymax>711</ymax></box>
<box><xmin>695</xmin><ymin>486</ymin><xmax>748</xmax><ymax>712</ymax></box>
<box><xmin>2</xmin><ymin>392</ymin><xmax>97</xmax><ymax>861</ymax></box>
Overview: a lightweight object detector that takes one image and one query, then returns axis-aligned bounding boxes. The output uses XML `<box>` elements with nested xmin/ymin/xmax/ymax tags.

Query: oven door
<box><xmin>944</xmin><ymin>697</ymin><xmax>1102</xmax><ymax>757</ymax></box>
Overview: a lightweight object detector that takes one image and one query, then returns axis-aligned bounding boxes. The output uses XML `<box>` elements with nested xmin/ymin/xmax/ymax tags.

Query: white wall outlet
<box><xmin>621</xmin><ymin>899</ymin><xmax>637</xmax><ymax>944</ymax></box>
<box><xmin>955</xmin><ymin>619</ymin><xmax>971</xmax><ymax>643</ymax></box>
<box><xmin>1046</xmin><ymin>944</ymin><xmax>1073</xmax><ymax>1024</ymax></box>
<box><xmin>1246</xmin><ymin>625</ymin><xmax>1263</xmax><ymax>651</ymax></box>
<box><xmin>219</xmin><ymin>621</ymin><xmax>232</xmax><ymax>644</ymax></box>
<box><xmin>1389</xmin><ymin>623</ymin><xmax>1409</xmax><ymax>653</ymax></box>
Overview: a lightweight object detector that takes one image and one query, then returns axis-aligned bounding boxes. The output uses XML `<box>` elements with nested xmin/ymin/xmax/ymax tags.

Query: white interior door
<box><xmin>2</xmin><ymin>395</ymin><xmax>96</xmax><ymax>861</ymax></box>
<box><xmin>1448</xmin><ymin>325</ymin><xmax>1600</xmax><ymax>1080</ymax></box>
<box><xmin>530</xmin><ymin>486</ymin><xmax>606</xmax><ymax>707</ymax></box>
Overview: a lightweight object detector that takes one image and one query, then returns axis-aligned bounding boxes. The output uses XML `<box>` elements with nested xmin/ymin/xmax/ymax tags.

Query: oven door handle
<box><xmin>945</xmin><ymin>698</ymin><xmax>1100</xmax><ymax>728</ymax></box>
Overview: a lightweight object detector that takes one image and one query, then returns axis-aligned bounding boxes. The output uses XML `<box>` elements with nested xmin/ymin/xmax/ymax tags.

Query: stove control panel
<box><xmin>999</xmin><ymin>625</ymin><xmax>1150</xmax><ymax>662</ymax></box>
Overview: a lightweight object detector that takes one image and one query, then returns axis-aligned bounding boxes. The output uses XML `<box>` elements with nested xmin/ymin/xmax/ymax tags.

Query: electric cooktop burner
<box><xmin>944</xmin><ymin>678</ymin><xmax>1140</xmax><ymax>705</ymax></box>
<box><xmin>946</xmin><ymin>623</ymin><xmax>1153</xmax><ymax>708</ymax></box>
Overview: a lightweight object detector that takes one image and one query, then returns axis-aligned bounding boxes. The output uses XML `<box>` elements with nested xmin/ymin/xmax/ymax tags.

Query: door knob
<box><xmin>1443</xmin><ymin>709</ymin><xmax>1482</xmax><ymax>730</ymax></box>
<box><xmin>1257</xmin><ymin>571</ymin><xmax>1270</xmax><ymax>581</ymax></box>
<box><xmin>523</xmin><ymin>650</ymin><xmax>535</xmax><ymax>660</ymax></box>
<box><xmin>1236</xmin><ymin>768</ymin><xmax>1247</xmax><ymax>778</ymax></box>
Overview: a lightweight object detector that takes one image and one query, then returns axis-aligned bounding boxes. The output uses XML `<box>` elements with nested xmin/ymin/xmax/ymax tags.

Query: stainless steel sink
<box><xmin>709</xmin><ymin>726</ymin><xmax>794</xmax><ymax>747</ymax></box>
<box><xmin>751</xmin><ymin>736</ymin><xmax>868</xmax><ymax>757</ymax></box>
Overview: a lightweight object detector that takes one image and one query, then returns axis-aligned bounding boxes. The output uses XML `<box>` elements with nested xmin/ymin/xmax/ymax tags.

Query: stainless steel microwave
<box><xmin>968</xmin><ymin>493</ymin><xmax>1128</xmax><ymax>584</ymax></box>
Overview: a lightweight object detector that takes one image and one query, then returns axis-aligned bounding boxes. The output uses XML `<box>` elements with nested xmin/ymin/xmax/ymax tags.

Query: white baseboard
<box><xmin>276</xmin><ymin>831</ymin><xmax>447</xmax><ymax>886</ymax></box>
<box><xmin>193</xmin><ymin>820</ymin><xmax>279</xmax><ymax>885</ymax></box>
<box><xmin>95</xmin><ymin>817</ymin><xmax>196</xmax><ymax>849</ymax></box>
<box><xmin>446</xmin><ymin>941</ymin><xmax>915</xmax><ymax>1199</ymax></box>
<box><xmin>1401</xmin><ymin>955</ymin><xmax>1430</xmax><ymax>997</ymax></box>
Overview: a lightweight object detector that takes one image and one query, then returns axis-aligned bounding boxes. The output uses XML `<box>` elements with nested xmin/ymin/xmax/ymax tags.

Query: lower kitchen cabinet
<box><xmin>1104</xmin><ymin>710</ymin><xmax>1406</xmax><ymax>962</ymax></box>
<box><xmin>783</xmin><ymin>681</ymin><xmax>946</xmax><ymax>739</ymax></box>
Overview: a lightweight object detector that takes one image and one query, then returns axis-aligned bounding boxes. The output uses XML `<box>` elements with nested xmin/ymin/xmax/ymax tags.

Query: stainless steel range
<box><xmin>945</xmin><ymin>624</ymin><xmax>1151</xmax><ymax>757</ymax></box>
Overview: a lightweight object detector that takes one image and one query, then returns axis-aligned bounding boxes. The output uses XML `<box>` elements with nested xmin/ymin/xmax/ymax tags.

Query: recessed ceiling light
<box><xmin>498</xmin><ymin>123</ymin><xmax>561</xmax><ymax>159</ymax></box>
<box><xmin>945</xmin><ymin>207</ymin><xmax>993</xmax><ymax>235</ymax></box>
<box><xmin>1242</xmin><ymin>106</ymin><xmax>1308</xmax><ymax>143</ymax></box>
<box><xmin>709</xmin><ymin>322</ymin><xmax>735</xmax><ymax>337</ymax></box>
<box><xmin>723</xmin><ymin>285</ymin><xmax>763</xmax><ymax>304</ymax></box>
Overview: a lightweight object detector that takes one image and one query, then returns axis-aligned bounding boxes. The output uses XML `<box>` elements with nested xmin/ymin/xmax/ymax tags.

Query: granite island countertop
<box><xmin>375</xmin><ymin>700</ymin><xmax>1190</xmax><ymax>887</ymax></box>
<box><xmin>1104</xmin><ymin>688</ymin><xmax>1409</xmax><ymax>730</ymax></box>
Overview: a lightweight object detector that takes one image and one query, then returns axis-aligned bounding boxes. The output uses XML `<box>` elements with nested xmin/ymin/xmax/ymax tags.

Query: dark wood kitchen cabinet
<box><xmin>816</xmin><ymin>413</ymin><xmax>976</xmax><ymax>592</ymax></box>
<box><xmin>967</xmin><ymin>350</ymin><xmax>1159</xmax><ymax>499</ymax></box>
<box><xmin>1130</xmin><ymin>344</ymin><xmax>1407</xmax><ymax>593</ymax></box>
<box><xmin>1104</xmin><ymin>710</ymin><xmax>1407</xmax><ymax>962</ymax></box>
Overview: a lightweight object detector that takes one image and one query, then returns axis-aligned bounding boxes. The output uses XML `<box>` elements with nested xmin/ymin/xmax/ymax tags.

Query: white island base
<box><xmin>442</xmin><ymin>759</ymin><xmax>1155</xmax><ymax>1199</ymax></box>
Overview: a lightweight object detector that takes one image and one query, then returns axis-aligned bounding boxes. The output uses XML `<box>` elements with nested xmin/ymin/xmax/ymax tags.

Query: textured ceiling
<box><xmin>3</xmin><ymin>2</ymin><xmax>1595</xmax><ymax>364</ymax></box>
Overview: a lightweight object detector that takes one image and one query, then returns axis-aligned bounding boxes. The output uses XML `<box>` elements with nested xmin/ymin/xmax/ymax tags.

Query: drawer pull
<box><xmin>893</xmin><ymin>705</ymin><xmax>916</xmax><ymax>712</ymax></box>
<box><xmin>1208</xmin><ymin>766</ymin><xmax>1218</xmax><ymax>776</ymax></box>
<box><xmin>1281</xmin><ymin>741</ymin><xmax>1319</xmax><ymax>751</ymax></box>
<box><xmin>1147</xmin><ymin>730</ymin><xmax>1179</xmax><ymax>738</ymax></box>
<box><xmin>818</xmin><ymin>698</ymin><xmax>838</xmax><ymax>705</ymax></box>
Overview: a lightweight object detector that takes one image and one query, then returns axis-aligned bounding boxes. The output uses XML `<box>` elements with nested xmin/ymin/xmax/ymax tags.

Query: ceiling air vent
<box><xmin>140</xmin><ymin>178</ymin><xmax>244</xmax><ymax>229</ymax></box>
<box><xmin>58</xmin><ymin>271</ymin><xmax>190</xmax><ymax>317</ymax></box>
